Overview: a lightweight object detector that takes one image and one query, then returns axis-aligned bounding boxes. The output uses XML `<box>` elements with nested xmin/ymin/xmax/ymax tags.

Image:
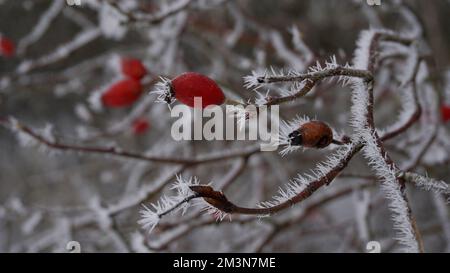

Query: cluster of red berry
<box><xmin>101</xmin><ymin>58</ymin><xmax>147</xmax><ymax>108</ymax></box>
<box><xmin>100</xmin><ymin>57</ymin><xmax>150</xmax><ymax>135</ymax></box>
<box><xmin>99</xmin><ymin>58</ymin><xmax>227</xmax><ymax>135</ymax></box>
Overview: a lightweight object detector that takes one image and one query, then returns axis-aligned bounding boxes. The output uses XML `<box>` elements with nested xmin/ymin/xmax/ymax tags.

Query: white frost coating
<box><xmin>138</xmin><ymin>176</ymin><xmax>200</xmax><ymax>234</ymax></box>
<box><xmin>154</xmin><ymin>0</ymin><xmax>191</xmax><ymax>19</ymax></box>
<box><xmin>422</xmin><ymin>140</ymin><xmax>449</xmax><ymax>166</ymax></box>
<box><xmin>290</xmin><ymin>25</ymin><xmax>313</xmax><ymax>65</ymax></box>
<box><xmin>353</xmin><ymin>189</ymin><xmax>370</xmax><ymax>242</ymax></box>
<box><xmin>54</xmin><ymin>78</ymin><xmax>83</xmax><ymax>97</ymax></box>
<box><xmin>259</xmin><ymin>142</ymin><xmax>354</xmax><ymax>210</ymax></box>
<box><xmin>88</xmin><ymin>86</ymin><xmax>105</xmax><ymax>112</ymax></box>
<box><xmin>106</xmin><ymin>53</ymin><xmax>123</xmax><ymax>75</ymax></box>
<box><xmin>225</xmin><ymin>3</ymin><xmax>244</xmax><ymax>48</ymax></box>
<box><xmin>253</xmin><ymin>89</ymin><xmax>272</xmax><ymax>106</ymax></box>
<box><xmin>11</xmin><ymin>121</ymin><xmax>58</xmax><ymax>155</ymax></box>
<box><xmin>8</xmin><ymin>118</ymin><xmax>39</xmax><ymax>148</ymax></box>
<box><xmin>226</xmin><ymin>104</ymin><xmax>258</xmax><ymax>131</ymax></box>
<box><xmin>63</xmin><ymin>7</ymin><xmax>95</xmax><ymax>29</ymax></box>
<box><xmin>349</xmin><ymin>29</ymin><xmax>419</xmax><ymax>252</ymax></box>
<box><xmin>138</xmin><ymin>205</ymin><xmax>161</xmax><ymax>234</ymax></box>
<box><xmin>244</xmin><ymin>67</ymin><xmax>295</xmax><ymax>91</ymax></box>
<box><xmin>278</xmin><ymin>115</ymin><xmax>311</xmax><ymax>156</ymax></box>
<box><xmin>445</xmin><ymin>70</ymin><xmax>450</xmax><ymax>105</ymax></box>
<box><xmin>23</xmin><ymin>218</ymin><xmax>71</xmax><ymax>253</ymax></box>
<box><xmin>129</xmin><ymin>232</ymin><xmax>152</xmax><ymax>253</ymax></box>
<box><xmin>89</xmin><ymin>197</ymin><xmax>112</xmax><ymax>230</ymax></box>
<box><xmin>362</xmin><ymin>131</ymin><xmax>419</xmax><ymax>252</ymax></box>
<box><xmin>151</xmin><ymin>77</ymin><xmax>173</xmax><ymax>105</ymax></box>
<box><xmin>170</xmin><ymin>176</ymin><xmax>201</xmax><ymax>215</ymax></box>
<box><xmin>16</xmin><ymin>28</ymin><xmax>101</xmax><ymax>74</ymax></box>
<box><xmin>243</xmin><ymin>70</ymin><xmax>264</xmax><ymax>90</ymax></box>
<box><xmin>380</xmin><ymin>86</ymin><xmax>416</xmax><ymax>135</ymax></box>
<box><xmin>6</xmin><ymin>197</ymin><xmax>26</xmax><ymax>215</ymax></box>
<box><xmin>380</xmin><ymin>49</ymin><xmax>418</xmax><ymax>136</ymax></box>
<box><xmin>17</xmin><ymin>0</ymin><xmax>65</xmax><ymax>54</ymax></box>
<box><xmin>42</xmin><ymin>123</ymin><xmax>55</xmax><ymax>143</ymax></box>
<box><xmin>99</xmin><ymin>2</ymin><xmax>127</xmax><ymax>40</ymax></box>
<box><xmin>398</xmin><ymin>5</ymin><xmax>422</xmax><ymax>38</ymax></box>
<box><xmin>244</xmin><ymin>68</ymin><xmax>296</xmax><ymax>95</ymax></box>
<box><xmin>192</xmin><ymin>198</ymin><xmax>231</xmax><ymax>222</ymax></box>
<box><xmin>74</xmin><ymin>103</ymin><xmax>93</xmax><ymax>122</ymax></box>
<box><xmin>21</xmin><ymin>212</ymin><xmax>43</xmax><ymax>235</ymax></box>
<box><xmin>404</xmin><ymin>172</ymin><xmax>449</xmax><ymax>196</ymax></box>
<box><xmin>244</xmin><ymin>56</ymin><xmax>350</xmax><ymax>94</ymax></box>
<box><xmin>432</xmin><ymin>194</ymin><xmax>450</xmax><ymax>251</ymax></box>
<box><xmin>147</xmin><ymin>224</ymin><xmax>190</xmax><ymax>249</ymax></box>
<box><xmin>349</xmin><ymin>30</ymin><xmax>383</xmax><ymax>132</ymax></box>
<box><xmin>307</xmin><ymin>55</ymin><xmax>338</xmax><ymax>73</ymax></box>
<box><xmin>399</xmin><ymin>47</ymin><xmax>419</xmax><ymax>86</ymax></box>
<box><xmin>106</xmin><ymin>96</ymin><xmax>155</xmax><ymax>136</ymax></box>
<box><xmin>269</xmin><ymin>30</ymin><xmax>305</xmax><ymax>71</ymax></box>
<box><xmin>16</xmin><ymin>129</ymin><xmax>39</xmax><ymax>148</ymax></box>
<box><xmin>349</xmin><ymin>30</ymin><xmax>378</xmax><ymax>134</ymax></box>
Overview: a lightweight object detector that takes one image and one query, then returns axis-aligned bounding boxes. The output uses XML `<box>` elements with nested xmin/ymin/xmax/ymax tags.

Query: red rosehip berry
<box><xmin>101</xmin><ymin>78</ymin><xmax>143</xmax><ymax>107</ymax></box>
<box><xmin>441</xmin><ymin>105</ymin><xmax>450</xmax><ymax>123</ymax></box>
<box><xmin>121</xmin><ymin>58</ymin><xmax>147</xmax><ymax>80</ymax></box>
<box><xmin>156</xmin><ymin>72</ymin><xmax>226</xmax><ymax>108</ymax></box>
<box><xmin>0</xmin><ymin>36</ymin><xmax>15</xmax><ymax>57</ymax></box>
<box><xmin>132</xmin><ymin>118</ymin><xmax>150</xmax><ymax>135</ymax></box>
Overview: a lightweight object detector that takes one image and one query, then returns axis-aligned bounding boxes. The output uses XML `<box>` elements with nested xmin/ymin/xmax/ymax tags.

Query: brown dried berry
<box><xmin>288</xmin><ymin>121</ymin><xmax>333</xmax><ymax>149</ymax></box>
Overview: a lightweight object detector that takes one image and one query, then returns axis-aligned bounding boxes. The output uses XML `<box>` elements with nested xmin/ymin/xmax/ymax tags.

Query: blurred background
<box><xmin>0</xmin><ymin>0</ymin><xmax>449</xmax><ymax>252</ymax></box>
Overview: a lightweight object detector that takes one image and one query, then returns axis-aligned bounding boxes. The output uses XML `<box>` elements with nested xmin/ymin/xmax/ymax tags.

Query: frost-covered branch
<box><xmin>137</xmin><ymin>142</ymin><xmax>362</xmax><ymax>233</ymax></box>
<box><xmin>17</xmin><ymin>0</ymin><xmax>65</xmax><ymax>55</ymax></box>
<box><xmin>254</xmin><ymin>181</ymin><xmax>375</xmax><ymax>252</ymax></box>
<box><xmin>2</xmin><ymin>0</ymin><xmax>448</xmax><ymax>253</ymax></box>
<box><xmin>401</xmin><ymin>172</ymin><xmax>449</xmax><ymax>197</ymax></box>
<box><xmin>245</xmin><ymin>66</ymin><xmax>372</xmax><ymax>88</ymax></box>
<box><xmin>15</xmin><ymin>28</ymin><xmax>101</xmax><ymax>75</ymax></box>
<box><xmin>189</xmin><ymin>142</ymin><xmax>361</xmax><ymax>216</ymax></box>
<box><xmin>244</xmin><ymin>65</ymin><xmax>373</xmax><ymax>106</ymax></box>
<box><xmin>105</xmin><ymin>0</ymin><xmax>193</xmax><ymax>26</ymax></box>
<box><xmin>0</xmin><ymin>117</ymin><xmax>260</xmax><ymax>165</ymax></box>
<box><xmin>349</xmin><ymin>29</ymin><xmax>423</xmax><ymax>252</ymax></box>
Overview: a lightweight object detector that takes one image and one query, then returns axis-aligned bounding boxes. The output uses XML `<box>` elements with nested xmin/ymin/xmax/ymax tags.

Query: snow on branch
<box><xmin>138</xmin><ymin>176</ymin><xmax>201</xmax><ymax>234</ymax></box>
<box><xmin>136</xmin><ymin>141</ymin><xmax>362</xmax><ymax>235</ymax></box>
<box><xmin>105</xmin><ymin>0</ymin><xmax>192</xmax><ymax>26</ymax></box>
<box><xmin>349</xmin><ymin>29</ymin><xmax>422</xmax><ymax>252</ymax></box>
<box><xmin>243</xmin><ymin>59</ymin><xmax>373</xmax><ymax>108</ymax></box>
<box><xmin>17</xmin><ymin>0</ymin><xmax>65</xmax><ymax>55</ymax></box>
<box><xmin>16</xmin><ymin>28</ymin><xmax>101</xmax><ymax>74</ymax></box>
<box><xmin>0</xmin><ymin>117</ymin><xmax>260</xmax><ymax>165</ymax></box>
<box><xmin>191</xmin><ymin>142</ymin><xmax>360</xmax><ymax>216</ymax></box>
<box><xmin>278</xmin><ymin>115</ymin><xmax>312</xmax><ymax>156</ymax></box>
<box><xmin>258</xmin><ymin>142</ymin><xmax>359</xmax><ymax>210</ymax></box>
<box><xmin>243</xmin><ymin>59</ymin><xmax>371</xmax><ymax>91</ymax></box>
<box><xmin>361</xmin><ymin>130</ymin><xmax>420</xmax><ymax>252</ymax></box>
<box><xmin>402</xmin><ymin>172</ymin><xmax>449</xmax><ymax>197</ymax></box>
